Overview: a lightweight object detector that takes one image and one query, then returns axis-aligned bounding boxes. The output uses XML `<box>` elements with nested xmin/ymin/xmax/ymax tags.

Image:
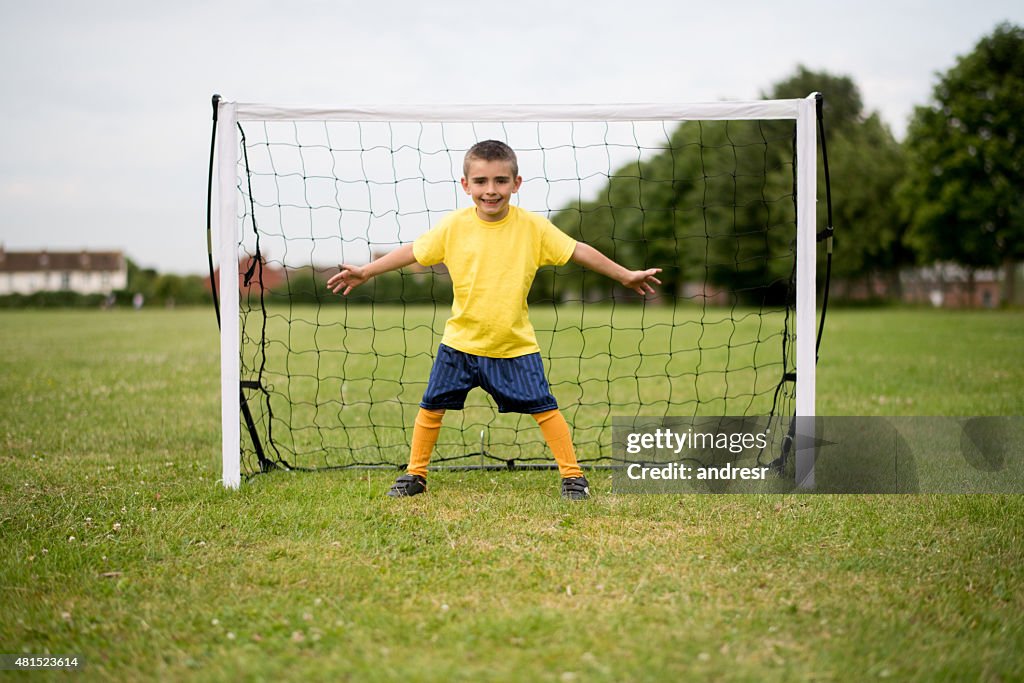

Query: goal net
<box><xmin>210</xmin><ymin>99</ymin><xmax>821</xmax><ymax>488</ymax></box>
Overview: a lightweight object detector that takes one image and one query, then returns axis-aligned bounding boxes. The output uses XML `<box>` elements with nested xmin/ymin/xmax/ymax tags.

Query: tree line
<box><xmin>340</xmin><ymin>22</ymin><xmax>1023</xmax><ymax>308</ymax></box>
<box><xmin>538</xmin><ymin>22</ymin><xmax>1022</xmax><ymax>306</ymax></box>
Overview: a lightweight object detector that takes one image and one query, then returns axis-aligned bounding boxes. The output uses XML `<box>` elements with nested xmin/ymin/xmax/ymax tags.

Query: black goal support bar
<box><xmin>814</xmin><ymin>93</ymin><xmax>835</xmax><ymax>363</ymax></box>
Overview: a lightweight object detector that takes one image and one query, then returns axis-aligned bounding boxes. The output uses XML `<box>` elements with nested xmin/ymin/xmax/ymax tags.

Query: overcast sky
<box><xmin>1</xmin><ymin>0</ymin><xmax>1022</xmax><ymax>274</ymax></box>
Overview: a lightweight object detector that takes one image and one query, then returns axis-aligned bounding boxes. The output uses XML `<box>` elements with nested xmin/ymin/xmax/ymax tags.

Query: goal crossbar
<box><xmin>230</xmin><ymin>100</ymin><xmax>806</xmax><ymax>123</ymax></box>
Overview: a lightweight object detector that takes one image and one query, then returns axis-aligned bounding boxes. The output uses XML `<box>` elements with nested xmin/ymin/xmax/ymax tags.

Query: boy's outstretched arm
<box><xmin>327</xmin><ymin>243</ymin><xmax>418</xmax><ymax>296</ymax></box>
<box><xmin>570</xmin><ymin>243</ymin><xmax>662</xmax><ymax>296</ymax></box>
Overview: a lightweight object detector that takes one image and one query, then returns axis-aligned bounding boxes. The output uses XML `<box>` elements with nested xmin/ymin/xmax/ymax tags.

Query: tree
<box><xmin>121</xmin><ymin>258</ymin><xmax>158</xmax><ymax>302</ymax></box>
<box><xmin>153</xmin><ymin>273</ymin><xmax>209</xmax><ymax>305</ymax></box>
<box><xmin>549</xmin><ymin>66</ymin><xmax>911</xmax><ymax>304</ymax></box>
<box><xmin>764</xmin><ymin>66</ymin><xmax>865</xmax><ymax>133</ymax></box>
<box><xmin>900</xmin><ymin>22</ymin><xmax>1024</xmax><ymax>304</ymax></box>
<box><xmin>768</xmin><ymin>67</ymin><xmax>912</xmax><ymax>297</ymax></box>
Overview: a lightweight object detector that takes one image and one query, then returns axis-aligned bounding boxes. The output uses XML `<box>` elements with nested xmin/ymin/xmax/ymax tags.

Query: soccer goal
<box><xmin>207</xmin><ymin>96</ymin><xmax>828</xmax><ymax>489</ymax></box>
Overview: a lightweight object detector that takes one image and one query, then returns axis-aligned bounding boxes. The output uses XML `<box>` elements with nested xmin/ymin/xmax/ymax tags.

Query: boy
<box><xmin>327</xmin><ymin>140</ymin><xmax>661</xmax><ymax>499</ymax></box>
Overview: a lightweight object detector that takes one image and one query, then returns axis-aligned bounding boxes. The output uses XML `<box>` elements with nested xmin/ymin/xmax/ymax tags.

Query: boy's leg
<box><xmin>532</xmin><ymin>409</ymin><xmax>583</xmax><ymax>479</ymax></box>
<box><xmin>388</xmin><ymin>407</ymin><xmax>444</xmax><ymax>497</ymax></box>
<box><xmin>400</xmin><ymin>343</ymin><xmax>475</xmax><ymax>487</ymax></box>
<box><xmin>406</xmin><ymin>408</ymin><xmax>445</xmax><ymax>477</ymax></box>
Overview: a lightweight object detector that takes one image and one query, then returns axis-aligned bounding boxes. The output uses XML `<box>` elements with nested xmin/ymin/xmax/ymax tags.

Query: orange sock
<box><xmin>532</xmin><ymin>409</ymin><xmax>583</xmax><ymax>479</ymax></box>
<box><xmin>406</xmin><ymin>408</ymin><xmax>444</xmax><ymax>477</ymax></box>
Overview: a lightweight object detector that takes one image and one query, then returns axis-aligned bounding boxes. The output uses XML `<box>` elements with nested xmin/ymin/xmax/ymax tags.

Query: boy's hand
<box><xmin>621</xmin><ymin>268</ymin><xmax>662</xmax><ymax>296</ymax></box>
<box><xmin>326</xmin><ymin>244</ymin><xmax>418</xmax><ymax>296</ymax></box>
<box><xmin>570</xmin><ymin>243</ymin><xmax>662</xmax><ymax>297</ymax></box>
<box><xmin>327</xmin><ymin>264</ymin><xmax>369</xmax><ymax>296</ymax></box>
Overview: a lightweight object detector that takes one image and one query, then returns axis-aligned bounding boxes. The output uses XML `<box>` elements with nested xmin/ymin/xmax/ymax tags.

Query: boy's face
<box><xmin>461</xmin><ymin>158</ymin><xmax>522</xmax><ymax>222</ymax></box>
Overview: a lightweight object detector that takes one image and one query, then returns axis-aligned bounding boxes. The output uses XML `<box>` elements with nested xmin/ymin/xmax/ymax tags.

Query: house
<box><xmin>0</xmin><ymin>247</ymin><xmax>128</xmax><ymax>296</ymax></box>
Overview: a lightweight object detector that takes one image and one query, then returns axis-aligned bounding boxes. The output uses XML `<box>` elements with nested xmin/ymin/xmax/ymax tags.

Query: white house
<box><xmin>0</xmin><ymin>247</ymin><xmax>128</xmax><ymax>296</ymax></box>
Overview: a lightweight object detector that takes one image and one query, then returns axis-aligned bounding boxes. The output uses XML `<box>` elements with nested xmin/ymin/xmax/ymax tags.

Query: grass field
<box><xmin>1</xmin><ymin>307</ymin><xmax>1023</xmax><ymax>681</ymax></box>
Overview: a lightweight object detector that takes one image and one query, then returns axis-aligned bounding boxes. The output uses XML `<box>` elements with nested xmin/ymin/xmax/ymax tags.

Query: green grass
<box><xmin>1</xmin><ymin>308</ymin><xmax>1023</xmax><ymax>681</ymax></box>
<box><xmin>817</xmin><ymin>309</ymin><xmax>1024</xmax><ymax>415</ymax></box>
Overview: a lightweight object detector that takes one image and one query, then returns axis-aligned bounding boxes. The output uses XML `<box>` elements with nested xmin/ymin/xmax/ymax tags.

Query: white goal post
<box><xmin>212</xmin><ymin>97</ymin><xmax>819</xmax><ymax>490</ymax></box>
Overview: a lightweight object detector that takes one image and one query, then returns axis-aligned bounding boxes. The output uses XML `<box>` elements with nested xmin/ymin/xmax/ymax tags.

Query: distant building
<box><xmin>0</xmin><ymin>247</ymin><xmax>128</xmax><ymax>296</ymax></box>
<box><xmin>835</xmin><ymin>263</ymin><xmax>1008</xmax><ymax>309</ymax></box>
<box><xmin>205</xmin><ymin>254</ymin><xmax>288</xmax><ymax>294</ymax></box>
<box><xmin>900</xmin><ymin>263</ymin><xmax>1003</xmax><ymax>309</ymax></box>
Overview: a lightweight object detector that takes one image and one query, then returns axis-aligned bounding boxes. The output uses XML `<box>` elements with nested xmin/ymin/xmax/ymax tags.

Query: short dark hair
<box><xmin>463</xmin><ymin>140</ymin><xmax>518</xmax><ymax>177</ymax></box>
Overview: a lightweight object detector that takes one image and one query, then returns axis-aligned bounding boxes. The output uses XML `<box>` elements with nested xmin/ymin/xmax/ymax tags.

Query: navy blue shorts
<box><xmin>420</xmin><ymin>344</ymin><xmax>559</xmax><ymax>414</ymax></box>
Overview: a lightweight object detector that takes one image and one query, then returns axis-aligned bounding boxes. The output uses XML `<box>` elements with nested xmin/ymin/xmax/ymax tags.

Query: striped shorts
<box><xmin>420</xmin><ymin>344</ymin><xmax>559</xmax><ymax>414</ymax></box>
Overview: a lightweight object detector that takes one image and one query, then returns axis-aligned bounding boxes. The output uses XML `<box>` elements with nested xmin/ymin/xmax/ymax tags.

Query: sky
<box><xmin>1</xmin><ymin>0</ymin><xmax>1022</xmax><ymax>275</ymax></box>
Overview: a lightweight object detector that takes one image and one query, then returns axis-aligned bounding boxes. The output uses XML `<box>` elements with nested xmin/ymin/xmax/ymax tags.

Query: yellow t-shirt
<box><xmin>413</xmin><ymin>205</ymin><xmax>577</xmax><ymax>358</ymax></box>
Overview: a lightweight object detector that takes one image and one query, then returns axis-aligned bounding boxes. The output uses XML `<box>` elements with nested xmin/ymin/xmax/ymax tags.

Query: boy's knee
<box><xmin>415</xmin><ymin>408</ymin><xmax>446</xmax><ymax>428</ymax></box>
<box><xmin>531</xmin><ymin>408</ymin><xmax>561</xmax><ymax>425</ymax></box>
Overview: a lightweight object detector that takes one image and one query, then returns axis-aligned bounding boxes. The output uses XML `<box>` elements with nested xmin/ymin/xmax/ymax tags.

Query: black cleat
<box><xmin>387</xmin><ymin>474</ymin><xmax>427</xmax><ymax>498</ymax></box>
<box><xmin>561</xmin><ymin>476</ymin><xmax>590</xmax><ymax>500</ymax></box>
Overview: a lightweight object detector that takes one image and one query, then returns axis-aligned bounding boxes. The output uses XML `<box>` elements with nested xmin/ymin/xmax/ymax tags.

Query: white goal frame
<box><xmin>213</xmin><ymin>97</ymin><xmax>819</xmax><ymax>489</ymax></box>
